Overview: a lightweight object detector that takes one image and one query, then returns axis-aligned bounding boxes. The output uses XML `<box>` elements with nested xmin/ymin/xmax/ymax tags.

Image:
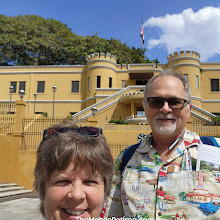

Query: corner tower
<box><xmin>86</xmin><ymin>52</ymin><xmax>117</xmax><ymax>104</ymax></box>
<box><xmin>167</xmin><ymin>50</ymin><xmax>201</xmax><ymax>106</ymax></box>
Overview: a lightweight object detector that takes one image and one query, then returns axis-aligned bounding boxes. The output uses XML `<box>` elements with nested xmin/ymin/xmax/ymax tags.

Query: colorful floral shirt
<box><xmin>105</xmin><ymin>129</ymin><xmax>220</xmax><ymax>219</ymax></box>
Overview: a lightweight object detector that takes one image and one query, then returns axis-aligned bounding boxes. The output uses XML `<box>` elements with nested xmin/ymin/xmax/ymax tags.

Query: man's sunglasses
<box><xmin>146</xmin><ymin>97</ymin><xmax>189</xmax><ymax>110</ymax></box>
<box><xmin>43</xmin><ymin>126</ymin><xmax>102</xmax><ymax>140</ymax></box>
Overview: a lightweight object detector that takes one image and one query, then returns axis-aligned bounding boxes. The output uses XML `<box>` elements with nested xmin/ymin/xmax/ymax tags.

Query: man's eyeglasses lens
<box><xmin>146</xmin><ymin>97</ymin><xmax>188</xmax><ymax>110</ymax></box>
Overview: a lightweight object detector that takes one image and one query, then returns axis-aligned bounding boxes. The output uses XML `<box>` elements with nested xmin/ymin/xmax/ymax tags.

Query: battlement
<box><xmin>167</xmin><ymin>50</ymin><xmax>200</xmax><ymax>61</ymax></box>
<box><xmin>86</xmin><ymin>52</ymin><xmax>117</xmax><ymax>63</ymax></box>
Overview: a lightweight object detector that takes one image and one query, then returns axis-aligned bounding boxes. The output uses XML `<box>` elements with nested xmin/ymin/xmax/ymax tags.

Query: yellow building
<box><xmin>0</xmin><ymin>50</ymin><xmax>219</xmax><ymax>125</ymax></box>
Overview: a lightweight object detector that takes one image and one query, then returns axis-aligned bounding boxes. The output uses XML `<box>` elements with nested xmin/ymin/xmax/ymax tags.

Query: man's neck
<box><xmin>151</xmin><ymin>131</ymin><xmax>185</xmax><ymax>161</ymax></box>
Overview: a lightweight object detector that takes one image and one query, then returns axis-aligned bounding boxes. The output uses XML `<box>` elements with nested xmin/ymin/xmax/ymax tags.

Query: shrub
<box><xmin>108</xmin><ymin>119</ymin><xmax>128</xmax><ymax>124</ymax></box>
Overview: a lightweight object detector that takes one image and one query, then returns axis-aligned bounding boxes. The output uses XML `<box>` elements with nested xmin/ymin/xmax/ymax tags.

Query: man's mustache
<box><xmin>155</xmin><ymin>113</ymin><xmax>177</xmax><ymax>120</ymax></box>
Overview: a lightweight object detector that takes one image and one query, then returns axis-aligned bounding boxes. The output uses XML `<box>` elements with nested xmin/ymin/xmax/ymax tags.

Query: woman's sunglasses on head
<box><xmin>43</xmin><ymin>126</ymin><xmax>102</xmax><ymax>140</ymax></box>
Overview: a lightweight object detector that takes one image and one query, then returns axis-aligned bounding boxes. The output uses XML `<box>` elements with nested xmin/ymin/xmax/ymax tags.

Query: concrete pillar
<box><xmin>88</xmin><ymin>116</ymin><xmax>98</xmax><ymax>127</ymax></box>
<box><xmin>13</xmin><ymin>100</ymin><xmax>26</xmax><ymax>136</ymax></box>
<box><xmin>131</xmin><ymin>101</ymin><xmax>135</xmax><ymax>117</ymax></box>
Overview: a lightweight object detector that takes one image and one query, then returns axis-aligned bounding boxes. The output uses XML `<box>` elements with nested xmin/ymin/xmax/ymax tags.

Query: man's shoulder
<box><xmin>121</xmin><ymin>137</ymin><xmax>150</xmax><ymax>158</ymax></box>
<box><xmin>185</xmin><ymin>128</ymin><xmax>200</xmax><ymax>137</ymax></box>
<box><xmin>184</xmin><ymin>129</ymin><xmax>201</xmax><ymax>145</ymax></box>
<box><xmin>185</xmin><ymin>129</ymin><xmax>219</xmax><ymax>147</ymax></box>
<box><xmin>116</xmin><ymin>141</ymin><xmax>146</xmax><ymax>174</ymax></box>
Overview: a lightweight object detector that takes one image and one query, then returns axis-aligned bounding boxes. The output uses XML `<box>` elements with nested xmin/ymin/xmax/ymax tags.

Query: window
<box><xmin>196</xmin><ymin>75</ymin><xmax>199</xmax><ymax>89</ymax></box>
<box><xmin>136</xmin><ymin>80</ymin><xmax>148</xmax><ymax>85</ymax></box>
<box><xmin>137</xmin><ymin>107</ymin><xmax>145</xmax><ymax>117</ymax></box>
<box><xmin>97</xmin><ymin>76</ymin><xmax>101</xmax><ymax>88</ymax></box>
<box><xmin>19</xmin><ymin>81</ymin><xmax>26</xmax><ymax>92</ymax></box>
<box><xmin>122</xmin><ymin>80</ymin><xmax>126</xmax><ymax>88</ymax></box>
<box><xmin>183</xmin><ymin>74</ymin><xmax>188</xmax><ymax>82</ymax></box>
<box><xmin>211</xmin><ymin>79</ymin><xmax>219</xmax><ymax>91</ymax></box>
<box><xmin>10</xmin><ymin>82</ymin><xmax>17</xmax><ymax>93</ymax></box>
<box><xmin>71</xmin><ymin>81</ymin><xmax>79</xmax><ymax>93</ymax></box>
<box><xmin>88</xmin><ymin>77</ymin><xmax>90</xmax><ymax>91</ymax></box>
<box><xmin>37</xmin><ymin>81</ymin><xmax>45</xmax><ymax>93</ymax></box>
<box><xmin>109</xmin><ymin>77</ymin><xmax>112</xmax><ymax>88</ymax></box>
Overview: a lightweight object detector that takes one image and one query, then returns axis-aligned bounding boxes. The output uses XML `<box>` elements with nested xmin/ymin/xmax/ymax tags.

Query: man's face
<box><xmin>144</xmin><ymin>76</ymin><xmax>192</xmax><ymax>137</ymax></box>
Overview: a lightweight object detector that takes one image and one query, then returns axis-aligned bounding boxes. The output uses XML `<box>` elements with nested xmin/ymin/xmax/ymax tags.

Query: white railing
<box><xmin>72</xmin><ymin>86</ymin><xmax>145</xmax><ymax>121</ymax></box>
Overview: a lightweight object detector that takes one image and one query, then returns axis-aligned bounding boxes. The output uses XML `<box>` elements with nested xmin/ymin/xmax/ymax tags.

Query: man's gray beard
<box><xmin>154</xmin><ymin>114</ymin><xmax>177</xmax><ymax>135</ymax></box>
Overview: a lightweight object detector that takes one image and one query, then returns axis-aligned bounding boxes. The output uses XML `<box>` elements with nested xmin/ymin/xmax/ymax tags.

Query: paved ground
<box><xmin>0</xmin><ymin>198</ymin><xmax>44</xmax><ymax>220</ymax></box>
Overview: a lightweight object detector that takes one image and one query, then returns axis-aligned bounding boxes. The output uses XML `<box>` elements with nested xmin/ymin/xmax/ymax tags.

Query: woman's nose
<box><xmin>67</xmin><ymin>182</ymin><xmax>86</xmax><ymax>200</ymax></box>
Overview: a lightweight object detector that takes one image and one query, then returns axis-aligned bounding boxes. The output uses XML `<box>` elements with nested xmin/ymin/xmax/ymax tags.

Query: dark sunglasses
<box><xmin>146</xmin><ymin>97</ymin><xmax>189</xmax><ymax>110</ymax></box>
<box><xmin>43</xmin><ymin>126</ymin><xmax>102</xmax><ymax>140</ymax></box>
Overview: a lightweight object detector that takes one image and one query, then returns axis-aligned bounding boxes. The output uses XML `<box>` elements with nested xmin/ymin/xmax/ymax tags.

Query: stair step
<box><xmin>0</xmin><ymin>189</ymin><xmax>33</xmax><ymax>198</ymax></box>
<box><xmin>0</xmin><ymin>186</ymin><xmax>25</xmax><ymax>193</ymax></box>
<box><xmin>0</xmin><ymin>183</ymin><xmax>17</xmax><ymax>188</ymax></box>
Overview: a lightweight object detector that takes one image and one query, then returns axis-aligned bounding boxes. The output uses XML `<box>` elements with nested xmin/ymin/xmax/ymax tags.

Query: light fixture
<box><xmin>19</xmin><ymin>90</ymin><xmax>25</xmax><ymax>100</ymax></box>
<box><xmin>34</xmin><ymin>92</ymin><xmax>37</xmax><ymax>114</ymax></box>
<box><xmin>52</xmin><ymin>85</ymin><xmax>57</xmax><ymax>92</ymax></box>
<box><xmin>91</xmin><ymin>107</ymin><xmax>97</xmax><ymax>115</ymax></box>
<box><xmin>9</xmin><ymin>85</ymin><xmax>14</xmax><ymax>93</ymax></box>
<box><xmin>9</xmin><ymin>85</ymin><xmax>14</xmax><ymax>114</ymax></box>
<box><xmin>52</xmin><ymin>85</ymin><xmax>57</xmax><ymax>119</ymax></box>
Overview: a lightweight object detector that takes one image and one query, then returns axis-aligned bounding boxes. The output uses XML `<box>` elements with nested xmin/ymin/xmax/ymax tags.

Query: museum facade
<box><xmin>0</xmin><ymin>50</ymin><xmax>219</xmax><ymax>125</ymax></box>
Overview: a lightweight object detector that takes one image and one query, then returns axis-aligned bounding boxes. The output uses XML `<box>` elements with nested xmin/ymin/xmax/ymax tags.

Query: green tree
<box><xmin>0</xmin><ymin>15</ymin><xmax>76</xmax><ymax>65</ymax></box>
<box><xmin>0</xmin><ymin>15</ymin><xmax>151</xmax><ymax>65</ymax></box>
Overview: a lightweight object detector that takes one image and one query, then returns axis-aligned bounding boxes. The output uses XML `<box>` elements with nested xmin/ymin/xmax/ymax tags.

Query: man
<box><xmin>105</xmin><ymin>69</ymin><xmax>220</xmax><ymax>219</ymax></box>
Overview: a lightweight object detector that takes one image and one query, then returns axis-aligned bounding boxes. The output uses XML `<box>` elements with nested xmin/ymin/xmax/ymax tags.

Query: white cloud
<box><xmin>144</xmin><ymin>6</ymin><xmax>220</xmax><ymax>61</ymax></box>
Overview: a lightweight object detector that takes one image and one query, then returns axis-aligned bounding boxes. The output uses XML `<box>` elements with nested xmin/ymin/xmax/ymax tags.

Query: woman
<box><xmin>34</xmin><ymin>121</ymin><xmax>113</xmax><ymax>219</ymax></box>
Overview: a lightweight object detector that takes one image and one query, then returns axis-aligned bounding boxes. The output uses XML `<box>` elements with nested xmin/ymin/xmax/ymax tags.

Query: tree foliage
<box><xmin>212</xmin><ymin>115</ymin><xmax>220</xmax><ymax>126</ymax></box>
<box><xmin>0</xmin><ymin>15</ymin><xmax>151</xmax><ymax>65</ymax></box>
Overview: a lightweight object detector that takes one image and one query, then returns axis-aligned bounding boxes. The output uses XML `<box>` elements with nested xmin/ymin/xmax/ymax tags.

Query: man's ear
<box><xmin>189</xmin><ymin>103</ymin><xmax>192</xmax><ymax>111</ymax></box>
<box><xmin>142</xmin><ymin>100</ymin><xmax>146</xmax><ymax>109</ymax></box>
<box><xmin>187</xmin><ymin>104</ymin><xmax>193</xmax><ymax>118</ymax></box>
<box><xmin>185</xmin><ymin>103</ymin><xmax>192</xmax><ymax>118</ymax></box>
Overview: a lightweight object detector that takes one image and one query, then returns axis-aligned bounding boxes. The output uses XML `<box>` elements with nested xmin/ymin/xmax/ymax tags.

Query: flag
<box><xmin>140</xmin><ymin>24</ymin><xmax>144</xmax><ymax>48</ymax></box>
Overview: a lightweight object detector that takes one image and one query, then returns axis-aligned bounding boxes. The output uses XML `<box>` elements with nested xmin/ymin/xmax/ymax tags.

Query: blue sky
<box><xmin>1</xmin><ymin>0</ymin><xmax>220</xmax><ymax>63</ymax></box>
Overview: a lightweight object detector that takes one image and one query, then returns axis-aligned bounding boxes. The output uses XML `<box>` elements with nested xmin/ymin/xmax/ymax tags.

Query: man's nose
<box><xmin>67</xmin><ymin>182</ymin><xmax>86</xmax><ymax>200</ymax></box>
<box><xmin>160</xmin><ymin>101</ymin><xmax>172</xmax><ymax>113</ymax></box>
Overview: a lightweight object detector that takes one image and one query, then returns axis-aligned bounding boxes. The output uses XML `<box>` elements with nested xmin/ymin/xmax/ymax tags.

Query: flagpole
<box><xmin>142</xmin><ymin>36</ymin><xmax>143</xmax><ymax>49</ymax></box>
<box><xmin>140</xmin><ymin>22</ymin><xmax>144</xmax><ymax>49</ymax></box>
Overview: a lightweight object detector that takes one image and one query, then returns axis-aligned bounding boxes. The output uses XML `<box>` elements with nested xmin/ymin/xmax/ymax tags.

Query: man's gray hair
<box><xmin>143</xmin><ymin>69</ymin><xmax>192</xmax><ymax>108</ymax></box>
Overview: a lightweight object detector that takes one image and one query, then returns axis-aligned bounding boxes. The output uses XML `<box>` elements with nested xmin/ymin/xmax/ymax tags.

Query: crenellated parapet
<box><xmin>86</xmin><ymin>52</ymin><xmax>117</xmax><ymax>98</ymax></box>
<box><xmin>167</xmin><ymin>50</ymin><xmax>201</xmax><ymax>71</ymax></box>
<box><xmin>167</xmin><ymin>50</ymin><xmax>200</xmax><ymax>62</ymax></box>
<box><xmin>167</xmin><ymin>50</ymin><xmax>202</xmax><ymax>102</ymax></box>
<box><xmin>86</xmin><ymin>52</ymin><xmax>117</xmax><ymax>64</ymax></box>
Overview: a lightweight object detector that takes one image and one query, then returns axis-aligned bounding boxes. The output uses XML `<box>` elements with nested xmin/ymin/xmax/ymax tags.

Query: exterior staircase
<box><xmin>0</xmin><ymin>183</ymin><xmax>36</xmax><ymax>202</ymax></box>
<box><xmin>72</xmin><ymin>85</ymin><xmax>146</xmax><ymax>122</ymax></box>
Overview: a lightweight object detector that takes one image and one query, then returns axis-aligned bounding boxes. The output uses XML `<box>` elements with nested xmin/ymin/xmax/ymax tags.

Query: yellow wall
<box><xmin>0</xmin><ymin>122</ymin><xmax>151</xmax><ymax>190</ymax></box>
<box><xmin>0</xmin><ymin>135</ymin><xmax>36</xmax><ymax>189</ymax></box>
<box><xmin>200</xmin><ymin>69</ymin><xmax>220</xmax><ymax>113</ymax></box>
<box><xmin>0</xmin><ymin>120</ymin><xmax>219</xmax><ymax>190</ymax></box>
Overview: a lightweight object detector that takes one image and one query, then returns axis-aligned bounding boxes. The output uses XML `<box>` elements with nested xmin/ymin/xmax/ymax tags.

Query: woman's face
<box><xmin>43</xmin><ymin>161</ymin><xmax>105</xmax><ymax>220</ymax></box>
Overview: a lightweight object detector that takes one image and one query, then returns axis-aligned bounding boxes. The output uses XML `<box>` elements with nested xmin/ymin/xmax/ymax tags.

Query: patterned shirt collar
<box><xmin>137</xmin><ymin>129</ymin><xmax>200</xmax><ymax>163</ymax></box>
